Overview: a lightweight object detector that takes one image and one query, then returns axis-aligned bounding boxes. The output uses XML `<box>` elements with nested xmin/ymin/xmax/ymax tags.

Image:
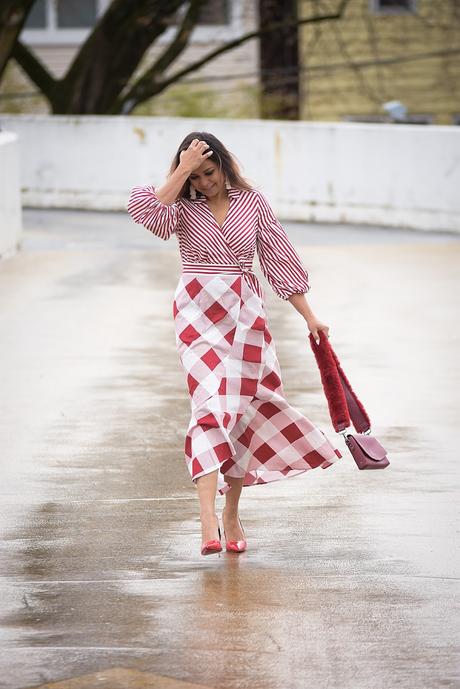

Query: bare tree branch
<box><xmin>146</xmin><ymin>0</ymin><xmax>209</xmax><ymax>77</ymax></box>
<box><xmin>12</xmin><ymin>40</ymin><xmax>57</xmax><ymax>105</ymax></box>
<box><xmin>4</xmin><ymin>0</ymin><xmax>352</xmax><ymax>115</ymax></box>
<box><xmin>117</xmin><ymin>0</ymin><xmax>208</xmax><ymax>113</ymax></box>
<box><xmin>120</xmin><ymin>0</ymin><xmax>350</xmax><ymax>113</ymax></box>
<box><xmin>329</xmin><ymin>14</ymin><xmax>381</xmax><ymax>105</ymax></box>
<box><xmin>0</xmin><ymin>0</ymin><xmax>35</xmax><ymax>78</ymax></box>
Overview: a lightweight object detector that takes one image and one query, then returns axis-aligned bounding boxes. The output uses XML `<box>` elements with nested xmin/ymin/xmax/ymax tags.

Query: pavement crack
<box><xmin>267</xmin><ymin>632</ymin><xmax>282</xmax><ymax>652</ymax></box>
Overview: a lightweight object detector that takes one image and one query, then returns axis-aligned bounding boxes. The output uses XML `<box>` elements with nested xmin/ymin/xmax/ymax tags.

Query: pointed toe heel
<box><xmin>201</xmin><ymin>526</ymin><xmax>222</xmax><ymax>556</ymax></box>
<box><xmin>224</xmin><ymin>517</ymin><xmax>247</xmax><ymax>553</ymax></box>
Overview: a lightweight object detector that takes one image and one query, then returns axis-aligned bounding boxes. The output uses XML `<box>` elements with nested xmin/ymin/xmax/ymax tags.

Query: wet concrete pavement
<box><xmin>0</xmin><ymin>209</ymin><xmax>459</xmax><ymax>689</ymax></box>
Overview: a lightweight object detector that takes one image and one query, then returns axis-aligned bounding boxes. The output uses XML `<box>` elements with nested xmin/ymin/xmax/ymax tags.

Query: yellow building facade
<box><xmin>299</xmin><ymin>0</ymin><xmax>460</xmax><ymax>124</ymax></box>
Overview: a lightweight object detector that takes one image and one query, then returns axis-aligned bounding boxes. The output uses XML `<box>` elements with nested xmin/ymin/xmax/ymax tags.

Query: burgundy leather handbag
<box><xmin>309</xmin><ymin>330</ymin><xmax>389</xmax><ymax>470</ymax></box>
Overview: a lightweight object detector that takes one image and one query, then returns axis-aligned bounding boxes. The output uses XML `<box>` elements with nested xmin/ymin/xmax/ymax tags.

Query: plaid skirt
<box><xmin>173</xmin><ymin>262</ymin><xmax>342</xmax><ymax>495</ymax></box>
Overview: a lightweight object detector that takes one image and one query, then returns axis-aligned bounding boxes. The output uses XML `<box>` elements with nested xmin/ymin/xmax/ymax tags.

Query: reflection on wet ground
<box><xmin>24</xmin><ymin>668</ymin><xmax>213</xmax><ymax>688</ymax></box>
<box><xmin>0</xmin><ymin>210</ymin><xmax>458</xmax><ymax>689</ymax></box>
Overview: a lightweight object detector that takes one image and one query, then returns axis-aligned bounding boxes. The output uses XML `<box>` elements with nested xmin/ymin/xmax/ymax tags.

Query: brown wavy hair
<box><xmin>168</xmin><ymin>131</ymin><xmax>253</xmax><ymax>200</ymax></box>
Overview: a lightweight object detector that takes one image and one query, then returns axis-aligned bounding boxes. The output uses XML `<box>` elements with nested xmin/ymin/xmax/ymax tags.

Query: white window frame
<box><xmin>22</xmin><ymin>0</ymin><xmax>244</xmax><ymax>47</ymax></box>
<box><xmin>369</xmin><ymin>0</ymin><xmax>417</xmax><ymax>15</ymax></box>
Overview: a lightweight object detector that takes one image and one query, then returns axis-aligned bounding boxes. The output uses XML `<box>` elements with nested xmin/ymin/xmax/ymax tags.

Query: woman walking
<box><xmin>127</xmin><ymin>132</ymin><xmax>342</xmax><ymax>556</ymax></box>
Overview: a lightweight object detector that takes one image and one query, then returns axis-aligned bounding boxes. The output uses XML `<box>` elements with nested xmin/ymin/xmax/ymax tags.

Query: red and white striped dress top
<box><xmin>127</xmin><ymin>185</ymin><xmax>310</xmax><ymax>300</ymax></box>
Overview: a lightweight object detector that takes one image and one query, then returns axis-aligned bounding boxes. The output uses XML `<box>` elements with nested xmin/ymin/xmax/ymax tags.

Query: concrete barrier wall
<box><xmin>0</xmin><ymin>131</ymin><xmax>22</xmax><ymax>258</ymax></box>
<box><xmin>1</xmin><ymin>115</ymin><xmax>459</xmax><ymax>232</ymax></box>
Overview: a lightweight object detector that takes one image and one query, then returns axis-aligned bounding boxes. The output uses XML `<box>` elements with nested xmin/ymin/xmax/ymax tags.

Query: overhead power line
<box><xmin>181</xmin><ymin>46</ymin><xmax>460</xmax><ymax>85</ymax></box>
<box><xmin>1</xmin><ymin>46</ymin><xmax>459</xmax><ymax>101</ymax></box>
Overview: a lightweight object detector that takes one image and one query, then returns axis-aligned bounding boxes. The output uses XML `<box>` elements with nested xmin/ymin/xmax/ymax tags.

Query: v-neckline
<box><xmin>205</xmin><ymin>195</ymin><xmax>231</xmax><ymax>230</ymax></box>
<box><xmin>192</xmin><ymin>187</ymin><xmax>241</xmax><ymax>231</ymax></box>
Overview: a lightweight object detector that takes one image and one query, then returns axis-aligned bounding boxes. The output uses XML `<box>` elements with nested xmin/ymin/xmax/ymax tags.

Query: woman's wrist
<box><xmin>176</xmin><ymin>162</ymin><xmax>193</xmax><ymax>177</ymax></box>
<box><xmin>288</xmin><ymin>292</ymin><xmax>315</xmax><ymax>322</ymax></box>
<box><xmin>155</xmin><ymin>164</ymin><xmax>191</xmax><ymax>205</ymax></box>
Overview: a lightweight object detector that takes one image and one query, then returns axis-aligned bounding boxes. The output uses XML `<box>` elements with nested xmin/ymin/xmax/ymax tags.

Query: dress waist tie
<box><xmin>181</xmin><ymin>261</ymin><xmax>263</xmax><ymax>299</ymax></box>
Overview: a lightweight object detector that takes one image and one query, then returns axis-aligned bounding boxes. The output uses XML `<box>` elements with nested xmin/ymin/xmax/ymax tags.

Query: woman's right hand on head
<box><xmin>179</xmin><ymin>139</ymin><xmax>213</xmax><ymax>173</ymax></box>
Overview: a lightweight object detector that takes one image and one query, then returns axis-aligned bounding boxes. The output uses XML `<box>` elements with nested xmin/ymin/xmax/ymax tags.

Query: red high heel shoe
<box><xmin>201</xmin><ymin>524</ymin><xmax>222</xmax><ymax>556</ymax></box>
<box><xmin>223</xmin><ymin>516</ymin><xmax>247</xmax><ymax>553</ymax></box>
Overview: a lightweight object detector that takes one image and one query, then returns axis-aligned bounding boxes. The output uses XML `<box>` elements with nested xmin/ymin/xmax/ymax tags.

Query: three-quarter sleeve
<box><xmin>256</xmin><ymin>190</ymin><xmax>310</xmax><ymax>300</ymax></box>
<box><xmin>127</xmin><ymin>185</ymin><xmax>181</xmax><ymax>240</ymax></box>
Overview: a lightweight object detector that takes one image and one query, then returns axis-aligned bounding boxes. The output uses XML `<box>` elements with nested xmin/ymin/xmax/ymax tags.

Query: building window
<box><xmin>25</xmin><ymin>0</ymin><xmax>99</xmax><ymax>29</ymax></box>
<box><xmin>370</xmin><ymin>0</ymin><xmax>417</xmax><ymax>14</ymax></box>
<box><xmin>56</xmin><ymin>0</ymin><xmax>98</xmax><ymax>29</ymax></box>
<box><xmin>22</xmin><ymin>0</ymin><xmax>234</xmax><ymax>45</ymax></box>
<box><xmin>161</xmin><ymin>0</ymin><xmax>241</xmax><ymax>44</ymax></box>
<box><xmin>165</xmin><ymin>0</ymin><xmax>230</xmax><ymax>26</ymax></box>
<box><xmin>453</xmin><ymin>115</ymin><xmax>460</xmax><ymax>125</ymax></box>
<box><xmin>22</xmin><ymin>0</ymin><xmax>109</xmax><ymax>44</ymax></box>
<box><xmin>25</xmin><ymin>0</ymin><xmax>47</xmax><ymax>29</ymax></box>
<box><xmin>197</xmin><ymin>0</ymin><xmax>230</xmax><ymax>25</ymax></box>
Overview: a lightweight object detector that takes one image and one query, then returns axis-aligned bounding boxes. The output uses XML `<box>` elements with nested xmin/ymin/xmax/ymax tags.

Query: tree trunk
<box><xmin>59</xmin><ymin>0</ymin><xmax>186</xmax><ymax>114</ymax></box>
<box><xmin>259</xmin><ymin>0</ymin><xmax>299</xmax><ymax>119</ymax></box>
<box><xmin>0</xmin><ymin>0</ymin><xmax>35</xmax><ymax>78</ymax></box>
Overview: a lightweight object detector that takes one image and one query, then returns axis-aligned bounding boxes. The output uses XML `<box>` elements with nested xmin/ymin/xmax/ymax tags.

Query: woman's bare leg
<box><xmin>222</xmin><ymin>475</ymin><xmax>245</xmax><ymax>541</ymax></box>
<box><xmin>195</xmin><ymin>469</ymin><xmax>220</xmax><ymax>542</ymax></box>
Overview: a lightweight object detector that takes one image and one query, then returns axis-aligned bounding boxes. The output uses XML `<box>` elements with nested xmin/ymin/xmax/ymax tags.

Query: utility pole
<box><xmin>259</xmin><ymin>0</ymin><xmax>299</xmax><ymax>119</ymax></box>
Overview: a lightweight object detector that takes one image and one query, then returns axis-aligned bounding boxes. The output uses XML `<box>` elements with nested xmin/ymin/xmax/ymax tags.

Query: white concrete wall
<box><xmin>0</xmin><ymin>131</ymin><xmax>22</xmax><ymax>258</ymax></box>
<box><xmin>1</xmin><ymin>115</ymin><xmax>459</xmax><ymax>233</ymax></box>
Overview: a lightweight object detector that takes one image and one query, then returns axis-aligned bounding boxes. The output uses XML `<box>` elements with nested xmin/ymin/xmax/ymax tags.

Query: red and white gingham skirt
<box><xmin>173</xmin><ymin>263</ymin><xmax>342</xmax><ymax>495</ymax></box>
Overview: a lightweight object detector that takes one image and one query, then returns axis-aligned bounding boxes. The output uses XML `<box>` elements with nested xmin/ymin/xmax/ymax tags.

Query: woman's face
<box><xmin>189</xmin><ymin>160</ymin><xmax>225</xmax><ymax>199</ymax></box>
